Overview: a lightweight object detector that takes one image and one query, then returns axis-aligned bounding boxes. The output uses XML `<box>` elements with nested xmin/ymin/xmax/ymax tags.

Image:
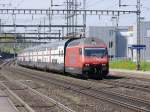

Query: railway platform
<box><xmin>110</xmin><ymin>69</ymin><xmax>150</xmax><ymax>79</ymax></box>
<box><xmin>0</xmin><ymin>90</ymin><xmax>17</xmax><ymax>112</ymax></box>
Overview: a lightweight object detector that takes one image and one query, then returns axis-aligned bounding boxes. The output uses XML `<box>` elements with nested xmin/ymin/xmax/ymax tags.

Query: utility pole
<box><xmin>72</xmin><ymin>0</ymin><xmax>75</xmax><ymax>37</ymax></box>
<box><xmin>66</xmin><ymin>0</ymin><xmax>74</xmax><ymax>36</ymax></box>
<box><xmin>49</xmin><ymin>0</ymin><xmax>54</xmax><ymax>34</ymax></box>
<box><xmin>0</xmin><ymin>19</ymin><xmax>1</xmax><ymax>34</ymax></box>
<box><xmin>119</xmin><ymin>0</ymin><xmax>141</xmax><ymax>70</ymax></box>
<box><xmin>83</xmin><ymin>0</ymin><xmax>86</xmax><ymax>38</ymax></box>
<box><xmin>12</xmin><ymin>14</ymin><xmax>16</xmax><ymax>59</ymax></box>
<box><xmin>136</xmin><ymin>0</ymin><xmax>141</xmax><ymax>70</ymax></box>
<box><xmin>68</xmin><ymin>0</ymin><xmax>72</xmax><ymax>35</ymax></box>
<box><xmin>75</xmin><ymin>0</ymin><xmax>78</xmax><ymax>36</ymax></box>
<box><xmin>49</xmin><ymin>7</ymin><xmax>51</xmax><ymax>33</ymax></box>
<box><xmin>43</xmin><ymin>17</ymin><xmax>46</xmax><ymax>40</ymax></box>
<box><xmin>62</xmin><ymin>27</ymin><xmax>64</xmax><ymax>39</ymax></box>
<box><xmin>111</xmin><ymin>16</ymin><xmax>119</xmax><ymax>59</ymax></box>
<box><xmin>59</xmin><ymin>30</ymin><xmax>61</xmax><ymax>41</ymax></box>
<box><xmin>66</xmin><ymin>0</ymin><xmax>69</xmax><ymax>35</ymax></box>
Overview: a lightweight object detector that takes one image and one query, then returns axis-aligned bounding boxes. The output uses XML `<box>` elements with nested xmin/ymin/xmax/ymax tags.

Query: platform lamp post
<box><xmin>119</xmin><ymin>0</ymin><xmax>141</xmax><ymax>70</ymax></box>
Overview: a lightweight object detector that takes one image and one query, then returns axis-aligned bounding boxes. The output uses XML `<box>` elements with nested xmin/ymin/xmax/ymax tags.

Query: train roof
<box><xmin>21</xmin><ymin>39</ymin><xmax>70</xmax><ymax>53</ymax></box>
<box><xmin>18</xmin><ymin>37</ymin><xmax>107</xmax><ymax>54</ymax></box>
<box><xmin>67</xmin><ymin>37</ymin><xmax>107</xmax><ymax>47</ymax></box>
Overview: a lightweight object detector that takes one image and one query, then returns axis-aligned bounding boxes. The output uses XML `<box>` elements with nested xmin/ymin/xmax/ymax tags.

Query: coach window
<box><xmin>61</xmin><ymin>50</ymin><xmax>63</xmax><ymax>55</ymax></box>
<box><xmin>52</xmin><ymin>59</ymin><xmax>57</xmax><ymax>64</ymax></box>
<box><xmin>59</xmin><ymin>50</ymin><xmax>61</xmax><ymax>56</ymax></box>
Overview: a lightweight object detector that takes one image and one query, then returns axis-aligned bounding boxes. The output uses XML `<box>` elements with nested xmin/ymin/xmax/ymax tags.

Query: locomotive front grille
<box><xmin>83</xmin><ymin>64</ymin><xmax>102</xmax><ymax>74</ymax></box>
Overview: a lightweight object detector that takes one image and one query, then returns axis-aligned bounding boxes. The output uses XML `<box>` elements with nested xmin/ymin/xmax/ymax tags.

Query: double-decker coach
<box><xmin>17</xmin><ymin>37</ymin><xmax>109</xmax><ymax>79</ymax></box>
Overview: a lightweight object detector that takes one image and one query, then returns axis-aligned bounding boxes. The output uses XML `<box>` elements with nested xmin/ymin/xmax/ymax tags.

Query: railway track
<box><xmin>0</xmin><ymin>63</ymin><xmax>75</xmax><ymax>112</ymax></box>
<box><xmin>0</xmin><ymin>81</ymin><xmax>35</xmax><ymax>112</ymax></box>
<box><xmin>0</xmin><ymin>72</ymin><xmax>34</xmax><ymax>112</ymax></box>
<box><xmin>0</xmin><ymin>79</ymin><xmax>75</xmax><ymax>112</ymax></box>
<box><xmin>110</xmin><ymin>71</ymin><xmax>150</xmax><ymax>83</ymax></box>
<box><xmin>100</xmin><ymin>79</ymin><xmax>150</xmax><ymax>93</ymax></box>
<box><xmin>8</xmin><ymin>66</ymin><xmax>150</xmax><ymax>112</ymax></box>
<box><xmin>0</xmin><ymin>60</ymin><xmax>13</xmax><ymax>69</ymax></box>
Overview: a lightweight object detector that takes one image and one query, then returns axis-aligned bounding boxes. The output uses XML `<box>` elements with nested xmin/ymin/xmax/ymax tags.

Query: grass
<box><xmin>110</xmin><ymin>60</ymin><xmax>150</xmax><ymax>71</ymax></box>
<box><xmin>140</xmin><ymin>61</ymin><xmax>150</xmax><ymax>71</ymax></box>
<box><xmin>0</xmin><ymin>34</ymin><xmax>15</xmax><ymax>40</ymax></box>
<box><xmin>0</xmin><ymin>45</ymin><xmax>22</xmax><ymax>53</ymax></box>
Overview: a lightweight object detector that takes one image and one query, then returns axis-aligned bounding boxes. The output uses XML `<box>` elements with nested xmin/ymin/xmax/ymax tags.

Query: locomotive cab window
<box><xmin>84</xmin><ymin>48</ymin><xmax>107</xmax><ymax>57</ymax></box>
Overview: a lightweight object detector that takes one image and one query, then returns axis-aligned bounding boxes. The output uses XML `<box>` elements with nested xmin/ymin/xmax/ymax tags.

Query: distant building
<box><xmin>88</xmin><ymin>26</ymin><xmax>129</xmax><ymax>59</ymax></box>
<box><xmin>88</xmin><ymin>21</ymin><xmax>150</xmax><ymax>61</ymax></box>
<box><xmin>139</xmin><ymin>21</ymin><xmax>150</xmax><ymax>61</ymax></box>
<box><xmin>128</xmin><ymin>21</ymin><xmax>150</xmax><ymax>61</ymax></box>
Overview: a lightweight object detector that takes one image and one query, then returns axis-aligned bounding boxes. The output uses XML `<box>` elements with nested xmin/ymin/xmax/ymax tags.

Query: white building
<box><xmin>88</xmin><ymin>22</ymin><xmax>150</xmax><ymax>61</ymax></box>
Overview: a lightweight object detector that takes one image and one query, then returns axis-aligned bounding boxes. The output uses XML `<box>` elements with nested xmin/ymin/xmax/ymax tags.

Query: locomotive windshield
<box><xmin>84</xmin><ymin>48</ymin><xmax>107</xmax><ymax>57</ymax></box>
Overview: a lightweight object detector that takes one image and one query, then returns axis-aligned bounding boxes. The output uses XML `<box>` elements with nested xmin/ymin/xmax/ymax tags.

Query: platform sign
<box><xmin>128</xmin><ymin>44</ymin><xmax>146</xmax><ymax>50</ymax></box>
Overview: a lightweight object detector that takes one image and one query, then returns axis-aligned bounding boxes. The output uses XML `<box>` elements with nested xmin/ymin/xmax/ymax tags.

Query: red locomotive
<box><xmin>17</xmin><ymin>37</ymin><xmax>109</xmax><ymax>79</ymax></box>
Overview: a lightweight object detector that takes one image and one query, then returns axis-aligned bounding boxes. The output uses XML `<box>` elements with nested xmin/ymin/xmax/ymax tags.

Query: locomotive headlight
<box><xmin>85</xmin><ymin>64</ymin><xmax>90</xmax><ymax>66</ymax></box>
<box><xmin>102</xmin><ymin>64</ymin><xmax>106</xmax><ymax>66</ymax></box>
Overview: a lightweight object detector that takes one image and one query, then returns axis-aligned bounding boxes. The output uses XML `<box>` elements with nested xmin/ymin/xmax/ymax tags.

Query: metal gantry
<box><xmin>0</xmin><ymin>9</ymin><xmax>137</xmax><ymax>15</ymax></box>
<box><xmin>0</xmin><ymin>24</ymin><xmax>85</xmax><ymax>28</ymax></box>
<box><xmin>0</xmin><ymin>36</ymin><xmax>64</xmax><ymax>40</ymax></box>
<box><xmin>0</xmin><ymin>8</ymin><xmax>137</xmax><ymax>42</ymax></box>
<box><xmin>0</xmin><ymin>41</ymin><xmax>49</xmax><ymax>43</ymax></box>
<box><xmin>0</xmin><ymin>32</ymin><xmax>60</xmax><ymax>35</ymax></box>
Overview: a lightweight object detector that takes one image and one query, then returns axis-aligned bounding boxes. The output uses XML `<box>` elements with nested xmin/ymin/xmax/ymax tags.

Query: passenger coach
<box><xmin>17</xmin><ymin>37</ymin><xmax>109</xmax><ymax>79</ymax></box>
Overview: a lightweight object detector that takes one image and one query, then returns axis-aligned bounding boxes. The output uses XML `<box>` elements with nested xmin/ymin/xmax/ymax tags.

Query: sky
<box><xmin>0</xmin><ymin>0</ymin><xmax>150</xmax><ymax>32</ymax></box>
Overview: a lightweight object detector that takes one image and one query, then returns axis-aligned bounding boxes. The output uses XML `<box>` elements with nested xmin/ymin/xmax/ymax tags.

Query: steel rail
<box><xmin>10</xmin><ymin>67</ymin><xmax>150</xmax><ymax>112</ymax></box>
<box><xmin>1</xmin><ymin>65</ymin><xmax>76</xmax><ymax>112</ymax></box>
<box><xmin>17</xmin><ymin>81</ymin><xmax>76</xmax><ymax>112</ymax></box>
<box><xmin>1</xmin><ymin>74</ymin><xmax>75</xmax><ymax>112</ymax></box>
<box><xmin>0</xmin><ymin>82</ymin><xmax>35</xmax><ymax>112</ymax></box>
<box><xmin>101</xmin><ymin>80</ymin><xmax>150</xmax><ymax>93</ymax></box>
